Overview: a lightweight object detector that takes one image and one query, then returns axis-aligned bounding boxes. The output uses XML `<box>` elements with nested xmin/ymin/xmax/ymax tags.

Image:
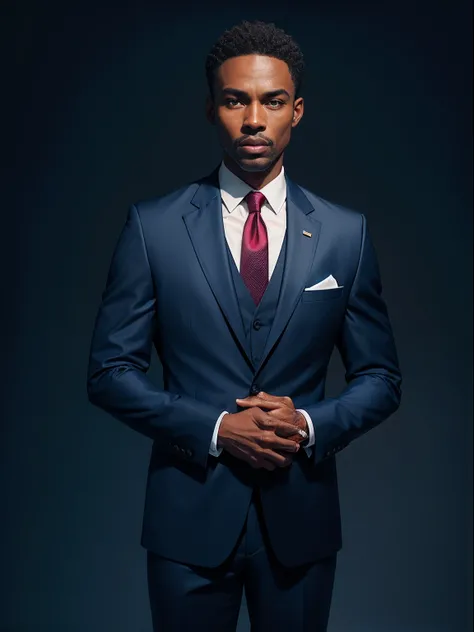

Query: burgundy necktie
<box><xmin>240</xmin><ymin>191</ymin><xmax>269</xmax><ymax>305</ymax></box>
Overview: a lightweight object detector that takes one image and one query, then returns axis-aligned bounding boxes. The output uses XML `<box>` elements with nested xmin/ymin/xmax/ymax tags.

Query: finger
<box><xmin>236</xmin><ymin>397</ymin><xmax>281</xmax><ymax>410</ymax></box>
<box><xmin>255</xmin><ymin>432</ymin><xmax>299</xmax><ymax>456</ymax></box>
<box><xmin>259</xmin><ymin>392</ymin><xmax>294</xmax><ymax>408</ymax></box>
<box><xmin>255</xmin><ymin>413</ymin><xmax>295</xmax><ymax>431</ymax></box>
<box><xmin>267</xmin><ymin>409</ymin><xmax>304</xmax><ymax>430</ymax></box>
<box><xmin>237</xmin><ymin>391</ymin><xmax>279</xmax><ymax>402</ymax></box>
<box><xmin>256</xmin><ymin>391</ymin><xmax>280</xmax><ymax>401</ymax></box>
<box><xmin>248</xmin><ymin>451</ymin><xmax>276</xmax><ymax>470</ymax></box>
<box><xmin>265</xmin><ymin>408</ymin><xmax>292</xmax><ymax>422</ymax></box>
<box><xmin>270</xmin><ymin>452</ymin><xmax>294</xmax><ymax>467</ymax></box>
<box><xmin>256</xmin><ymin>426</ymin><xmax>300</xmax><ymax>448</ymax></box>
<box><xmin>260</xmin><ymin>449</ymin><xmax>293</xmax><ymax>467</ymax></box>
<box><xmin>234</xmin><ymin>396</ymin><xmax>258</xmax><ymax>408</ymax></box>
<box><xmin>263</xmin><ymin>434</ymin><xmax>300</xmax><ymax>452</ymax></box>
<box><xmin>271</xmin><ymin>440</ymin><xmax>300</xmax><ymax>453</ymax></box>
<box><xmin>269</xmin><ymin>419</ymin><xmax>303</xmax><ymax>437</ymax></box>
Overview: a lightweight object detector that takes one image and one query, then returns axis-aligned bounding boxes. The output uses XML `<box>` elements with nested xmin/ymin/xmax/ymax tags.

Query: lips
<box><xmin>240</xmin><ymin>139</ymin><xmax>270</xmax><ymax>147</ymax></box>
<box><xmin>239</xmin><ymin>140</ymin><xmax>270</xmax><ymax>154</ymax></box>
<box><xmin>240</xmin><ymin>145</ymin><xmax>269</xmax><ymax>154</ymax></box>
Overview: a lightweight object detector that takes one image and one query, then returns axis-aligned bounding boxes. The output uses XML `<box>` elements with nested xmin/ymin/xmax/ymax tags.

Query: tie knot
<box><xmin>245</xmin><ymin>191</ymin><xmax>266</xmax><ymax>213</ymax></box>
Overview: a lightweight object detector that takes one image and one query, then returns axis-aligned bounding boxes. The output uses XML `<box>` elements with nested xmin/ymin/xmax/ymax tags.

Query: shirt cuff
<box><xmin>209</xmin><ymin>411</ymin><xmax>229</xmax><ymax>457</ymax></box>
<box><xmin>296</xmin><ymin>408</ymin><xmax>315</xmax><ymax>457</ymax></box>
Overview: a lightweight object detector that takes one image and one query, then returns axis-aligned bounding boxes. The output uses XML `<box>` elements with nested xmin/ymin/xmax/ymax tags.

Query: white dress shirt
<box><xmin>208</xmin><ymin>161</ymin><xmax>315</xmax><ymax>458</ymax></box>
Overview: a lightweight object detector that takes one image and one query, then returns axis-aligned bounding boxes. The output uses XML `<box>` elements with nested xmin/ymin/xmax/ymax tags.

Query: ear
<box><xmin>205</xmin><ymin>94</ymin><xmax>215</xmax><ymax>125</ymax></box>
<box><xmin>292</xmin><ymin>96</ymin><xmax>304</xmax><ymax>128</ymax></box>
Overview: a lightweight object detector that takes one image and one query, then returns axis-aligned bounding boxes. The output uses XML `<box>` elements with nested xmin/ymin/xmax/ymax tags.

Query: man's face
<box><xmin>206</xmin><ymin>55</ymin><xmax>304</xmax><ymax>172</ymax></box>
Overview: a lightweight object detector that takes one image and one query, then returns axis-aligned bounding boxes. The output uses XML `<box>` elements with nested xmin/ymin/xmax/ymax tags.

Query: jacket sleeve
<box><xmin>86</xmin><ymin>204</ymin><xmax>223</xmax><ymax>471</ymax></box>
<box><xmin>305</xmin><ymin>214</ymin><xmax>402</xmax><ymax>465</ymax></box>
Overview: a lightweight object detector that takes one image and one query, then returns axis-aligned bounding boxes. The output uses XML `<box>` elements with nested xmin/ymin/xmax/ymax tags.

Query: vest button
<box><xmin>253</xmin><ymin>320</ymin><xmax>262</xmax><ymax>330</ymax></box>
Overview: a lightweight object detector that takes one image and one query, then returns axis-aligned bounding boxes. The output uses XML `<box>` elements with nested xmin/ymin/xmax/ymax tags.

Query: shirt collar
<box><xmin>218</xmin><ymin>160</ymin><xmax>286</xmax><ymax>214</ymax></box>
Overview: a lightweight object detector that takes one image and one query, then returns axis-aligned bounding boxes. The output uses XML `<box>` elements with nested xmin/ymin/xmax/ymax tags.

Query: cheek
<box><xmin>216</xmin><ymin>116</ymin><xmax>239</xmax><ymax>144</ymax></box>
<box><xmin>218</xmin><ymin>110</ymin><xmax>239</xmax><ymax>129</ymax></box>
<box><xmin>274</xmin><ymin>123</ymin><xmax>292</xmax><ymax>148</ymax></box>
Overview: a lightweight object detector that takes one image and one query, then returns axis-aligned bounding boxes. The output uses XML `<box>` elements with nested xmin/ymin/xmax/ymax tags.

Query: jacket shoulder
<box><xmin>132</xmin><ymin>178</ymin><xmax>201</xmax><ymax>219</ymax></box>
<box><xmin>297</xmin><ymin>183</ymin><xmax>364</xmax><ymax>229</ymax></box>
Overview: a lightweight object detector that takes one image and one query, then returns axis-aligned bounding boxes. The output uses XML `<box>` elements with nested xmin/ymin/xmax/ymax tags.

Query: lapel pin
<box><xmin>302</xmin><ymin>230</ymin><xmax>312</xmax><ymax>238</ymax></box>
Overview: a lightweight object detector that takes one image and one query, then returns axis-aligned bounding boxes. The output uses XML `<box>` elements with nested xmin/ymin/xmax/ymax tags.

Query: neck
<box><xmin>223</xmin><ymin>154</ymin><xmax>284</xmax><ymax>189</ymax></box>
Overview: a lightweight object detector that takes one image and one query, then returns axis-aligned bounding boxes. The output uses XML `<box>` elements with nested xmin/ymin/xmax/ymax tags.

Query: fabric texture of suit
<box><xmin>87</xmin><ymin>165</ymin><xmax>402</xmax><ymax>569</ymax></box>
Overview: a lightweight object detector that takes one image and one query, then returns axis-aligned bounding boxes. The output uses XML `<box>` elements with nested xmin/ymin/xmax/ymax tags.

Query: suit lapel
<box><xmin>182</xmin><ymin>167</ymin><xmax>253</xmax><ymax>367</ymax></box>
<box><xmin>254</xmin><ymin>176</ymin><xmax>321</xmax><ymax>377</ymax></box>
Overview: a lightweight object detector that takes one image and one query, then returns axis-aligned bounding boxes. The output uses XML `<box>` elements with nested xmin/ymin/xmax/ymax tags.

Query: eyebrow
<box><xmin>221</xmin><ymin>87</ymin><xmax>291</xmax><ymax>99</ymax></box>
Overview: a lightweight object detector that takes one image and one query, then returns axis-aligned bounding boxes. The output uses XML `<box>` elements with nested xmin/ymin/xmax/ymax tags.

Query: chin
<box><xmin>236</xmin><ymin>157</ymin><xmax>274</xmax><ymax>172</ymax></box>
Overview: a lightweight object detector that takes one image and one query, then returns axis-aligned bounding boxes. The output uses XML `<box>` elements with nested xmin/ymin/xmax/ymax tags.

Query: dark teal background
<box><xmin>2</xmin><ymin>1</ymin><xmax>472</xmax><ymax>630</ymax></box>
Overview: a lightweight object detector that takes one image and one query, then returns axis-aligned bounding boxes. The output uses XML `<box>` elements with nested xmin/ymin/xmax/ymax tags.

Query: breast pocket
<box><xmin>301</xmin><ymin>286</ymin><xmax>344</xmax><ymax>303</ymax></box>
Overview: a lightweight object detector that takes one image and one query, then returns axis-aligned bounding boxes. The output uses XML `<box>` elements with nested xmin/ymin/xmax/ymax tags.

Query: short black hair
<box><xmin>205</xmin><ymin>20</ymin><xmax>305</xmax><ymax>100</ymax></box>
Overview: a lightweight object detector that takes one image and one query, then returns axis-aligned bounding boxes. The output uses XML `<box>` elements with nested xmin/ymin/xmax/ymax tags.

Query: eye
<box><xmin>267</xmin><ymin>99</ymin><xmax>284</xmax><ymax>108</ymax></box>
<box><xmin>225</xmin><ymin>98</ymin><xmax>241</xmax><ymax>107</ymax></box>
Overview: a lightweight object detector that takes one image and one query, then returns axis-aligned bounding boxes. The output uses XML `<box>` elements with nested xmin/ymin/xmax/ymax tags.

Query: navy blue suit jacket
<box><xmin>87</xmin><ymin>166</ymin><xmax>401</xmax><ymax>568</ymax></box>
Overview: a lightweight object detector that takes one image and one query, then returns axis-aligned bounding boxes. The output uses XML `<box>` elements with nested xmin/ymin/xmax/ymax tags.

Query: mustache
<box><xmin>235</xmin><ymin>136</ymin><xmax>273</xmax><ymax>147</ymax></box>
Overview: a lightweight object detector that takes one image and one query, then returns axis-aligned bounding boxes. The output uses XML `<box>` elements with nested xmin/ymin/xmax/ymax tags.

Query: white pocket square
<box><xmin>304</xmin><ymin>274</ymin><xmax>341</xmax><ymax>291</ymax></box>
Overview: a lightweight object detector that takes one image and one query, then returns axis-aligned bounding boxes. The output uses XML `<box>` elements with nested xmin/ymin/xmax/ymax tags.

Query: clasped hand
<box><xmin>217</xmin><ymin>391</ymin><xmax>309</xmax><ymax>471</ymax></box>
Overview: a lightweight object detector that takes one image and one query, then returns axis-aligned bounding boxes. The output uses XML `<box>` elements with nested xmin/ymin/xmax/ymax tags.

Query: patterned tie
<box><xmin>240</xmin><ymin>191</ymin><xmax>269</xmax><ymax>305</ymax></box>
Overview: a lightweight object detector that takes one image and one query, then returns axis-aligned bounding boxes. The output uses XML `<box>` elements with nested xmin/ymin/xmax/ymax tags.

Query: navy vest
<box><xmin>225</xmin><ymin>231</ymin><xmax>288</xmax><ymax>369</ymax></box>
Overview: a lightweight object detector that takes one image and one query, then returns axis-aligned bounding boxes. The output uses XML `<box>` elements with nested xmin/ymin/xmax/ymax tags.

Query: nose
<box><xmin>242</xmin><ymin>102</ymin><xmax>266</xmax><ymax>131</ymax></box>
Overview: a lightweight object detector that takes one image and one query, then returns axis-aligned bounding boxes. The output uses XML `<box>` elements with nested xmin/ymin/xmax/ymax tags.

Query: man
<box><xmin>87</xmin><ymin>19</ymin><xmax>401</xmax><ymax>632</ymax></box>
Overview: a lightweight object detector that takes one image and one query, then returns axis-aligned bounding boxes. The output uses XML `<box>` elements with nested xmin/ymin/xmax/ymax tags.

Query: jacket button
<box><xmin>253</xmin><ymin>320</ymin><xmax>262</xmax><ymax>330</ymax></box>
<box><xmin>185</xmin><ymin>449</ymin><xmax>193</xmax><ymax>458</ymax></box>
<box><xmin>250</xmin><ymin>384</ymin><xmax>260</xmax><ymax>395</ymax></box>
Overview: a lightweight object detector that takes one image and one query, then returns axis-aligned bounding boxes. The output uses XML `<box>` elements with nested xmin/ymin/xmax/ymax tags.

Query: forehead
<box><xmin>215</xmin><ymin>55</ymin><xmax>293</xmax><ymax>93</ymax></box>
